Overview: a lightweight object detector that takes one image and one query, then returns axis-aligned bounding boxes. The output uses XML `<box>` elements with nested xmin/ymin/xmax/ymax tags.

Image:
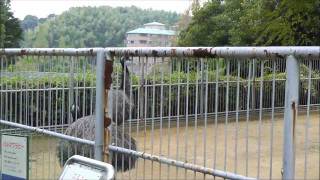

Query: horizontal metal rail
<box><xmin>107</xmin><ymin>46</ymin><xmax>320</xmax><ymax>58</ymax></box>
<box><xmin>109</xmin><ymin>145</ymin><xmax>256</xmax><ymax>180</ymax></box>
<box><xmin>1</xmin><ymin>47</ymin><xmax>319</xmax><ymax>58</ymax></box>
<box><xmin>0</xmin><ymin>119</ymin><xmax>94</xmax><ymax>145</ymax></box>
<box><xmin>0</xmin><ymin>48</ymin><xmax>99</xmax><ymax>56</ymax></box>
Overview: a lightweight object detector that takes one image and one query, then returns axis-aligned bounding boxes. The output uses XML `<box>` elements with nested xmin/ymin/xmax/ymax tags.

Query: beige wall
<box><xmin>126</xmin><ymin>34</ymin><xmax>175</xmax><ymax>47</ymax></box>
<box><xmin>144</xmin><ymin>25</ymin><xmax>165</xmax><ymax>30</ymax></box>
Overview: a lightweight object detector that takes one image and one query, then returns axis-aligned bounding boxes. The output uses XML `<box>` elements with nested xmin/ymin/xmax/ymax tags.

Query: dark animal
<box><xmin>57</xmin><ymin>58</ymin><xmax>137</xmax><ymax>172</ymax></box>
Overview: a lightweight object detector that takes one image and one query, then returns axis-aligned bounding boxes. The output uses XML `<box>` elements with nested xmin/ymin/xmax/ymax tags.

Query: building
<box><xmin>125</xmin><ymin>22</ymin><xmax>176</xmax><ymax>47</ymax></box>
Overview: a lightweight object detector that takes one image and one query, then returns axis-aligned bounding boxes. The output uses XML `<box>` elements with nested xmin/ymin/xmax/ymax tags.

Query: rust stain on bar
<box><xmin>104</xmin><ymin>60</ymin><xmax>113</xmax><ymax>90</ymax></box>
<box><xmin>103</xmin><ymin>60</ymin><xmax>113</xmax><ymax>163</ymax></box>
<box><xmin>291</xmin><ymin>101</ymin><xmax>296</xmax><ymax>139</ymax></box>
<box><xmin>20</xmin><ymin>49</ymin><xmax>27</xmax><ymax>55</ymax></box>
<box><xmin>193</xmin><ymin>48</ymin><xmax>216</xmax><ymax>58</ymax></box>
<box><xmin>151</xmin><ymin>50</ymin><xmax>158</xmax><ymax>57</ymax></box>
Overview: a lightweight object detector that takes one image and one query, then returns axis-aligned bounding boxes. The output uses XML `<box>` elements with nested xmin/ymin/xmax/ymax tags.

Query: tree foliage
<box><xmin>178</xmin><ymin>0</ymin><xmax>320</xmax><ymax>46</ymax></box>
<box><xmin>0</xmin><ymin>0</ymin><xmax>23</xmax><ymax>48</ymax></box>
<box><xmin>21</xmin><ymin>15</ymin><xmax>39</xmax><ymax>30</ymax></box>
<box><xmin>22</xmin><ymin>6</ymin><xmax>180</xmax><ymax>48</ymax></box>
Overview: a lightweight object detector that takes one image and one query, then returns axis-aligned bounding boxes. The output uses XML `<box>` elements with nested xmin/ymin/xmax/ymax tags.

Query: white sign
<box><xmin>60</xmin><ymin>163</ymin><xmax>104</xmax><ymax>180</ymax></box>
<box><xmin>1</xmin><ymin>134</ymin><xmax>29</xmax><ymax>180</ymax></box>
<box><xmin>59</xmin><ymin>155</ymin><xmax>114</xmax><ymax>180</ymax></box>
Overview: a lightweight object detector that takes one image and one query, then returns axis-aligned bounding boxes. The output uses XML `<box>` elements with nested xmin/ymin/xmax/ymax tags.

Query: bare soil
<box><xmin>28</xmin><ymin>111</ymin><xmax>319</xmax><ymax>179</ymax></box>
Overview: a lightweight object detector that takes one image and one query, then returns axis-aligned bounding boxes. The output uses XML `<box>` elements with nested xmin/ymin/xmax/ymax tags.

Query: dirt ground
<box><xmin>28</xmin><ymin>111</ymin><xmax>319</xmax><ymax>179</ymax></box>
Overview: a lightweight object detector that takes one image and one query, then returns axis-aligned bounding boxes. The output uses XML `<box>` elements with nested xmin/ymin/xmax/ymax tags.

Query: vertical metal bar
<box><xmin>129</xmin><ymin>56</ymin><xmax>134</xmax><ymax>180</ymax></box>
<box><xmin>69</xmin><ymin>57</ymin><xmax>75</xmax><ymax>124</ymax></box>
<box><xmin>151</xmin><ymin>57</ymin><xmax>156</xmax><ymax>179</ymax></box>
<box><xmin>136</xmin><ymin>56</ymin><xmax>141</xmax><ymax>180</ymax></box>
<box><xmin>176</xmin><ymin>58</ymin><xmax>181</xmax><ymax>179</ymax></box>
<box><xmin>282</xmin><ymin>55</ymin><xmax>299</xmax><ymax>180</ymax></box>
<box><xmin>269</xmin><ymin>60</ymin><xmax>276</xmax><ymax>179</ymax></box>
<box><xmin>122</xmin><ymin>57</ymin><xmax>127</xmax><ymax>174</ymax></box>
<box><xmin>224</xmin><ymin>60</ymin><xmax>230</xmax><ymax>171</ymax></box>
<box><xmin>167</xmin><ymin>58</ymin><xmax>172</xmax><ymax>180</ymax></box>
<box><xmin>184</xmin><ymin>59</ymin><xmax>190</xmax><ymax>179</ymax></box>
<box><xmin>246</xmin><ymin>60</ymin><xmax>252</xmax><ymax>176</ymax></box>
<box><xmin>159</xmin><ymin>57</ymin><xmax>164</xmax><ymax>179</ymax></box>
<box><xmin>257</xmin><ymin>60</ymin><xmax>264</xmax><ymax>179</ymax></box>
<box><xmin>203</xmin><ymin>58</ymin><xmax>209</xmax><ymax>180</ymax></box>
<box><xmin>304</xmin><ymin>60</ymin><xmax>312</xmax><ymax>179</ymax></box>
<box><xmin>94</xmin><ymin>50</ymin><xmax>106</xmax><ymax>161</ymax></box>
<box><xmin>193</xmin><ymin>59</ymin><xmax>199</xmax><ymax>179</ymax></box>
<box><xmin>114</xmin><ymin>60</ymin><xmax>119</xmax><ymax>174</ymax></box>
<box><xmin>143</xmin><ymin>57</ymin><xmax>148</xmax><ymax>180</ymax></box>
<box><xmin>90</xmin><ymin>56</ymin><xmax>95</xmax><ymax>115</ymax></box>
<box><xmin>214</xmin><ymin>59</ymin><xmax>219</xmax><ymax>171</ymax></box>
<box><xmin>235</xmin><ymin>60</ymin><xmax>240</xmax><ymax>173</ymax></box>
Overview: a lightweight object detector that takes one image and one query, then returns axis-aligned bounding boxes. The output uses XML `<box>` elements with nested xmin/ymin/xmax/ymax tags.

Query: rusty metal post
<box><xmin>282</xmin><ymin>55</ymin><xmax>299</xmax><ymax>179</ymax></box>
<box><xmin>95</xmin><ymin>49</ymin><xmax>113</xmax><ymax>162</ymax></box>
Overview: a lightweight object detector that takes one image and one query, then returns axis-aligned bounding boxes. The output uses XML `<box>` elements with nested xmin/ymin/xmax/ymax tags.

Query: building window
<box><xmin>130</xmin><ymin>40</ymin><xmax>134</xmax><ymax>44</ymax></box>
<box><xmin>139</xmin><ymin>40</ymin><xmax>147</xmax><ymax>44</ymax></box>
<box><xmin>140</xmin><ymin>34</ymin><xmax>148</xmax><ymax>37</ymax></box>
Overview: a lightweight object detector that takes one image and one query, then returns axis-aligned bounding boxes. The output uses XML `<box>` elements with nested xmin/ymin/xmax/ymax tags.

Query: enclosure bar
<box><xmin>245</xmin><ymin>61</ymin><xmax>252</xmax><ymax>176</ymax></box>
<box><xmin>203</xmin><ymin>58</ymin><xmax>209</xmax><ymax>180</ymax></box>
<box><xmin>213</xmin><ymin>60</ymin><xmax>219</xmax><ymax>170</ymax></box>
<box><xmin>107</xmin><ymin>46</ymin><xmax>320</xmax><ymax>58</ymax></box>
<box><xmin>0</xmin><ymin>48</ymin><xmax>99</xmax><ymax>56</ymax></box>
<box><xmin>282</xmin><ymin>55</ymin><xmax>299</xmax><ymax>179</ymax></box>
<box><xmin>167</xmin><ymin>58</ymin><xmax>173</xmax><ymax>180</ymax></box>
<box><xmin>224</xmin><ymin>60</ymin><xmax>230</xmax><ymax>171</ymax></box>
<box><xmin>235</xmin><ymin>60</ymin><xmax>241</xmax><ymax>173</ymax></box>
<box><xmin>257</xmin><ymin>60</ymin><xmax>264</xmax><ymax>179</ymax></box>
<box><xmin>108</xmin><ymin>145</ymin><xmax>256</xmax><ymax>180</ymax></box>
<box><xmin>303</xmin><ymin>61</ymin><xmax>312</xmax><ymax>179</ymax></box>
<box><xmin>0</xmin><ymin>119</ymin><xmax>94</xmax><ymax>145</ymax></box>
<box><xmin>269</xmin><ymin>60</ymin><xmax>276</xmax><ymax>179</ymax></box>
<box><xmin>2</xmin><ymin>47</ymin><xmax>319</xmax><ymax>58</ymax></box>
<box><xmin>94</xmin><ymin>49</ymin><xmax>106</xmax><ymax>161</ymax></box>
<box><xmin>193</xmin><ymin>58</ymin><xmax>200</xmax><ymax>178</ymax></box>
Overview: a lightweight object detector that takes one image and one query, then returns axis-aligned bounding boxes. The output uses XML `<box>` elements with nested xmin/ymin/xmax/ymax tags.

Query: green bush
<box><xmin>1</xmin><ymin>67</ymin><xmax>319</xmax><ymax>126</ymax></box>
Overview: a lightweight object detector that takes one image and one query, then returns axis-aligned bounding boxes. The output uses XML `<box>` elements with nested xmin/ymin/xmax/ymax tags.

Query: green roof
<box><xmin>126</xmin><ymin>28</ymin><xmax>175</xmax><ymax>36</ymax></box>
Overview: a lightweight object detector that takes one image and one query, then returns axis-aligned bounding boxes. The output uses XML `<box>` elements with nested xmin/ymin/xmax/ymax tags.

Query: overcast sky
<box><xmin>11</xmin><ymin>0</ymin><xmax>192</xmax><ymax>20</ymax></box>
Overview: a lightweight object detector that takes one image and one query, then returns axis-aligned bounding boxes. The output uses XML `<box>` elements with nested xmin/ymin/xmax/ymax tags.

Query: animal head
<box><xmin>71</xmin><ymin>104</ymin><xmax>81</xmax><ymax>120</ymax></box>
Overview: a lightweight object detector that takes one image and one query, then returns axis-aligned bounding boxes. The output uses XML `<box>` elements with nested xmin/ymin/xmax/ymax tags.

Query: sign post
<box><xmin>1</xmin><ymin>134</ymin><xmax>29</xmax><ymax>180</ymax></box>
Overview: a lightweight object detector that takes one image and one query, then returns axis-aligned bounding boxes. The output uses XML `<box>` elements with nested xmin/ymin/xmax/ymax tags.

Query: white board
<box><xmin>1</xmin><ymin>134</ymin><xmax>28</xmax><ymax>180</ymax></box>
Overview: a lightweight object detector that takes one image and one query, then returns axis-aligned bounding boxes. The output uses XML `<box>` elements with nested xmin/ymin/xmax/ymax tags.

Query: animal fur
<box><xmin>57</xmin><ymin>115</ymin><xmax>137</xmax><ymax>171</ymax></box>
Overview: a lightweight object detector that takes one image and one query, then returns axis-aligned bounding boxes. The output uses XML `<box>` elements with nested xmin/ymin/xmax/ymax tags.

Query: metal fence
<box><xmin>0</xmin><ymin>47</ymin><xmax>319</xmax><ymax>179</ymax></box>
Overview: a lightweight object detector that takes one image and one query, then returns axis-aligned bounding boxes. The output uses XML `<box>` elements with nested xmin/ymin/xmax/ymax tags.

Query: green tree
<box><xmin>21</xmin><ymin>15</ymin><xmax>38</xmax><ymax>30</ymax></box>
<box><xmin>253</xmin><ymin>0</ymin><xmax>320</xmax><ymax>45</ymax></box>
<box><xmin>0</xmin><ymin>0</ymin><xmax>22</xmax><ymax>48</ymax></box>
<box><xmin>178</xmin><ymin>0</ymin><xmax>230</xmax><ymax>46</ymax></box>
<box><xmin>22</xmin><ymin>6</ymin><xmax>180</xmax><ymax>48</ymax></box>
<box><xmin>178</xmin><ymin>0</ymin><xmax>320</xmax><ymax>46</ymax></box>
<box><xmin>33</xmin><ymin>23</ymin><xmax>49</xmax><ymax>47</ymax></box>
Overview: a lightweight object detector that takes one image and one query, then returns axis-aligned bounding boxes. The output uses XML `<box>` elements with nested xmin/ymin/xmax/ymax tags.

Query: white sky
<box><xmin>11</xmin><ymin>0</ymin><xmax>192</xmax><ymax>20</ymax></box>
